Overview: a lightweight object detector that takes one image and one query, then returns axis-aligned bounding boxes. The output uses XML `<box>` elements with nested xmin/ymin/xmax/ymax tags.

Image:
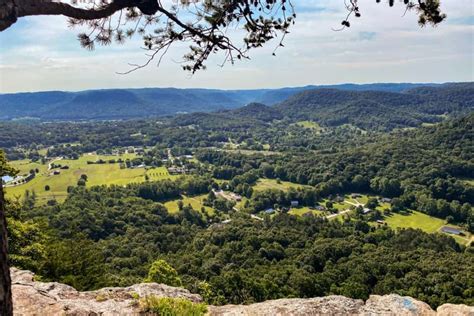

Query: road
<box><xmin>325</xmin><ymin>208</ymin><xmax>352</xmax><ymax>219</ymax></box>
<box><xmin>325</xmin><ymin>199</ymin><xmax>362</xmax><ymax>219</ymax></box>
<box><xmin>48</xmin><ymin>157</ymin><xmax>63</xmax><ymax>171</ymax></box>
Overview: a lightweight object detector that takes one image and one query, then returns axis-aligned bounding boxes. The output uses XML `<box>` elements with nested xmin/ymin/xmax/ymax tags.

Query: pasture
<box><xmin>163</xmin><ymin>194</ymin><xmax>214</xmax><ymax>215</ymax></box>
<box><xmin>288</xmin><ymin>207</ymin><xmax>325</xmax><ymax>217</ymax></box>
<box><xmin>384</xmin><ymin>210</ymin><xmax>445</xmax><ymax>233</ymax></box>
<box><xmin>253</xmin><ymin>178</ymin><xmax>308</xmax><ymax>192</ymax></box>
<box><xmin>6</xmin><ymin>154</ymin><xmax>175</xmax><ymax>203</ymax></box>
<box><xmin>382</xmin><ymin>210</ymin><xmax>472</xmax><ymax>245</ymax></box>
<box><xmin>294</xmin><ymin>120</ymin><xmax>323</xmax><ymax>132</ymax></box>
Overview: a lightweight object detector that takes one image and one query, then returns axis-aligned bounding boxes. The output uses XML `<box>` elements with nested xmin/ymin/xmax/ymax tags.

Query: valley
<box><xmin>1</xmin><ymin>83</ymin><xmax>473</xmax><ymax>310</ymax></box>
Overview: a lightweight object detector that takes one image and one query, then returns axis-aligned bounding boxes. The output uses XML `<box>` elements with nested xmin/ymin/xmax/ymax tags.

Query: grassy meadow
<box><xmin>382</xmin><ymin>210</ymin><xmax>472</xmax><ymax>245</ymax></box>
<box><xmin>163</xmin><ymin>194</ymin><xmax>214</xmax><ymax>215</ymax></box>
<box><xmin>294</xmin><ymin>120</ymin><xmax>323</xmax><ymax>132</ymax></box>
<box><xmin>253</xmin><ymin>178</ymin><xmax>308</xmax><ymax>192</ymax></box>
<box><xmin>288</xmin><ymin>207</ymin><xmax>325</xmax><ymax>217</ymax></box>
<box><xmin>6</xmin><ymin>154</ymin><xmax>175</xmax><ymax>203</ymax></box>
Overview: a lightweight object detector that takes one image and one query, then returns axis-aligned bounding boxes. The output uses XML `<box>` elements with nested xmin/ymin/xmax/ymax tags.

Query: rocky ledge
<box><xmin>12</xmin><ymin>268</ymin><xmax>473</xmax><ymax>316</ymax></box>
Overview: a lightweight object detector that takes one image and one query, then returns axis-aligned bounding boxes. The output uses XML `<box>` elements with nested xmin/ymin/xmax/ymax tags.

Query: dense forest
<box><xmin>0</xmin><ymin>83</ymin><xmax>439</xmax><ymax>120</ymax></box>
<box><xmin>7</xmin><ymin>182</ymin><xmax>473</xmax><ymax>308</ymax></box>
<box><xmin>2</xmin><ymin>84</ymin><xmax>473</xmax><ymax>309</ymax></box>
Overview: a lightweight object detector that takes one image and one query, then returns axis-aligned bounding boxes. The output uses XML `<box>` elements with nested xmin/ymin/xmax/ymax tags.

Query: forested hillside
<box><xmin>274</xmin><ymin>83</ymin><xmax>473</xmax><ymax>130</ymax></box>
<box><xmin>0</xmin><ymin>83</ymin><xmax>467</xmax><ymax>122</ymax></box>
<box><xmin>4</xmin><ymin>112</ymin><xmax>473</xmax><ymax>309</ymax></box>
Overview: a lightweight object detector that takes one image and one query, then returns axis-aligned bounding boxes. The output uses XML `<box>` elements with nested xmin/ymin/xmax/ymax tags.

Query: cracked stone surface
<box><xmin>12</xmin><ymin>268</ymin><xmax>474</xmax><ymax>316</ymax></box>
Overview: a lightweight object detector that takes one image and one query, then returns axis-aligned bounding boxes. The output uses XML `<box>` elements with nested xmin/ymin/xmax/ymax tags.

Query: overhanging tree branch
<box><xmin>0</xmin><ymin>0</ymin><xmax>159</xmax><ymax>31</ymax></box>
<box><xmin>0</xmin><ymin>0</ymin><xmax>446</xmax><ymax>72</ymax></box>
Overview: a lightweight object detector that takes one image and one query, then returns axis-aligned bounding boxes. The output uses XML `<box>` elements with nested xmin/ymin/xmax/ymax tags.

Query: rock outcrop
<box><xmin>209</xmin><ymin>295</ymin><xmax>473</xmax><ymax>316</ymax></box>
<box><xmin>12</xmin><ymin>268</ymin><xmax>202</xmax><ymax>316</ymax></box>
<box><xmin>12</xmin><ymin>268</ymin><xmax>473</xmax><ymax>316</ymax></box>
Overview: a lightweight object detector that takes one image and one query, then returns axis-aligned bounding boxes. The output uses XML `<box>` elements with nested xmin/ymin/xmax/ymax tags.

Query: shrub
<box><xmin>139</xmin><ymin>297</ymin><xmax>207</xmax><ymax>316</ymax></box>
<box><xmin>145</xmin><ymin>259</ymin><xmax>182</xmax><ymax>287</ymax></box>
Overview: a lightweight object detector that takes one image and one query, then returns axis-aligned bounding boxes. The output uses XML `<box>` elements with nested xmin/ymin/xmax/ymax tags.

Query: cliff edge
<box><xmin>12</xmin><ymin>268</ymin><xmax>473</xmax><ymax>316</ymax></box>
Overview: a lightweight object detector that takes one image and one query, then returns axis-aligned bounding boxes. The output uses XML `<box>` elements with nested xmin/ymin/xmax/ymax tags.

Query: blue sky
<box><xmin>0</xmin><ymin>0</ymin><xmax>472</xmax><ymax>93</ymax></box>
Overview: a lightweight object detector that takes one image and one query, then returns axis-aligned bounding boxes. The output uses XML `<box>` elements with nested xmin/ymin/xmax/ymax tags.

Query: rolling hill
<box><xmin>170</xmin><ymin>82</ymin><xmax>473</xmax><ymax>131</ymax></box>
<box><xmin>0</xmin><ymin>83</ymin><xmax>443</xmax><ymax>121</ymax></box>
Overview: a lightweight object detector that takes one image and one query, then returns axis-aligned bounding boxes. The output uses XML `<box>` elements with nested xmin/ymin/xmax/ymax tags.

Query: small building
<box><xmin>167</xmin><ymin>167</ymin><xmax>186</xmax><ymax>174</ymax></box>
<box><xmin>379</xmin><ymin>197</ymin><xmax>392</xmax><ymax>203</ymax></box>
<box><xmin>376</xmin><ymin>220</ymin><xmax>385</xmax><ymax>224</ymax></box>
<box><xmin>290</xmin><ymin>200</ymin><xmax>299</xmax><ymax>207</ymax></box>
<box><xmin>334</xmin><ymin>195</ymin><xmax>344</xmax><ymax>203</ymax></box>
<box><xmin>362</xmin><ymin>207</ymin><xmax>372</xmax><ymax>214</ymax></box>
<box><xmin>441</xmin><ymin>226</ymin><xmax>462</xmax><ymax>235</ymax></box>
<box><xmin>264</xmin><ymin>208</ymin><xmax>275</xmax><ymax>214</ymax></box>
<box><xmin>315</xmin><ymin>205</ymin><xmax>326</xmax><ymax>211</ymax></box>
<box><xmin>221</xmin><ymin>219</ymin><xmax>232</xmax><ymax>224</ymax></box>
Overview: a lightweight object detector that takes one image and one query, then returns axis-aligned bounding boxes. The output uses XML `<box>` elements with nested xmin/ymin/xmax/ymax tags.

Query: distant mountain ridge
<box><xmin>171</xmin><ymin>82</ymin><xmax>473</xmax><ymax>131</ymax></box>
<box><xmin>0</xmin><ymin>83</ymin><xmax>443</xmax><ymax>120</ymax></box>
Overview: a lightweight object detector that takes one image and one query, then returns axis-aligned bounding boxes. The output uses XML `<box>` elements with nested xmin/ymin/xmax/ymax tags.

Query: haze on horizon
<box><xmin>0</xmin><ymin>0</ymin><xmax>472</xmax><ymax>93</ymax></box>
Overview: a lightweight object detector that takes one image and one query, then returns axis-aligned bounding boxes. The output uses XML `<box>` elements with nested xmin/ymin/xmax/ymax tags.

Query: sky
<box><xmin>0</xmin><ymin>0</ymin><xmax>473</xmax><ymax>93</ymax></box>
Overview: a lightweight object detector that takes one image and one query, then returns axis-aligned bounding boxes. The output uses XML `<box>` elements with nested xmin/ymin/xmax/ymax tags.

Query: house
<box><xmin>379</xmin><ymin>197</ymin><xmax>392</xmax><ymax>203</ymax></box>
<box><xmin>376</xmin><ymin>220</ymin><xmax>385</xmax><ymax>224</ymax></box>
<box><xmin>334</xmin><ymin>195</ymin><xmax>344</xmax><ymax>203</ymax></box>
<box><xmin>315</xmin><ymin>205</ymin><xmax>326</xmax><ymax>211</ymax></box>
<box><xmin>362</xmin><ymin>208</ymin><xmax>372</xmax><ymax>214</ymax></box>
<box><xmin>441</xmin><ymin>226</ymin><xmax>462</xmax><ymax>235</ymax></box>
<box><xmin>264</xmin><ymin>208</ymin><xmax>275</xmax><ymax>214</ymax></box>
<box><xmin>290</xmin><ymin>200</ymin><xmax>299</xmax><ymax>207</ymax></box>
<box><xmin>167</xmin><ymin>167</ymin><xmax>186</xmax><ymax>174</ymax></box>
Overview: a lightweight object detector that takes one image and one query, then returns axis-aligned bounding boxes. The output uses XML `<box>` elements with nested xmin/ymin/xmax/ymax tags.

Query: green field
<box><xmin>460</xmin><ymin>178</ymin><xmax>474</xmax><ymax>186</ymax></box>
<box><xmin>253</xmin><ymin>179</ymin><xmax>308</xmax><ymax>192</ymax></box>
<box><xmin>288</xmin><ymin>207</ymin><xmax>325</xmax><ymax>217</ymax></box>
<box><xmin>163</xmin><ymin>194</ymin><xmax>214</xmax><ymax>215</ymax></box>
<box><xmin>222</xmin><ymin>149</ymin><xmax>282</xmax><ymax>156</ymax></box>
<box><xmin>383</xmin><ymin>210</ymin><xmax>472</xmax><ymax>245</ymax></box>
<box><xmin>6</xmin><ymin>154</ymin><xmax>175</xmax><ymax>203</ymax></box>
<box><xmin>294</xmin><ymin>120</ymin><xmax>322</xmax><ymax>132</ymax></box>
<box><xmin>321</xmin><ymin>199</ymin><xmax>352</xmax><ymax>211</ymax></box>
<box><xmin>384</xmin><ymin>210</ymin><xmax>445</xmax><ymax>233</ymax></box>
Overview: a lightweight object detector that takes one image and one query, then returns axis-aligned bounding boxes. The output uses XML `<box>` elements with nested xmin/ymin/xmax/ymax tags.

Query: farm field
<box><xmin>294</xmin><ymin>120</ymin><xmax>323</xmax><ymax>132</ymax></box>
<box><xmin>321</xmin><ymin>198</ymin><xmax>352</xmax><ymax>211</ymax></box>
<box><xmin>6</xmin><ymin>154</ymin><xmax>176</xmax><ymax>203</ymax></box>
<box><xmin>382</xmin><ymin>210</ymin><xmax>472</xmax><ymax>245</ymax></box>
<box><xmin>253</xmin><ymin>178</ymin><xmax>308</xmax><ymax>192</ymax></box>
<box><xmin>163</xmin><ymin>194</ymin><xmax>214</xmax><ymax>215</ymax></box>
<box><xmin>222</xmin><ymin>148</ymin><xmax>282</xmax><ymax>156</ymax></box>
<box><xmin>288</xmin><ymin>207</ymin><xmax>325</xmax><ymax>217</ymax></box>
<box><xmin>383</xmin><ymin>210</ymin><xmax>446</xmax><ymax>233</ymax></box>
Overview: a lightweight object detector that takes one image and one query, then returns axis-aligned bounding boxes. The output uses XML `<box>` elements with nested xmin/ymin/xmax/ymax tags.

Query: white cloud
<box><xmin>0</xmin><ymin>0</ymin><xmax>473</xmax><ymax>92</ymax></box>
